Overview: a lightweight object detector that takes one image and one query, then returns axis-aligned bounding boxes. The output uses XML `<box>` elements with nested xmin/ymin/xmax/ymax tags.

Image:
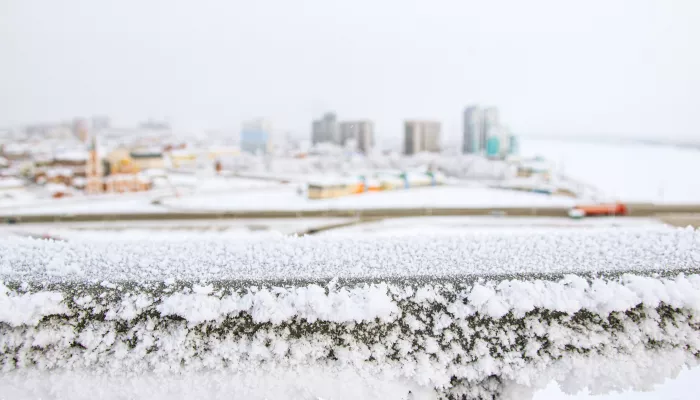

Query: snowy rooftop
<box><xmin>1</xmin><ymin>226</ymin><xmax>698</xmax><ymax>283</ymax></box>
<box><xmin>0</xmin><ymin>178</ymin><xmax>26</xmax><ymax>189</ymax></box>
<box><xmin>53</xmin><ymin>150</ymin><xmax>88</xmax><ymax>162</ymax></box>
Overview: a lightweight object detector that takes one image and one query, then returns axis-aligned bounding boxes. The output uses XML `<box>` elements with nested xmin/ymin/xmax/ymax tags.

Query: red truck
<box><xmin>569</xmin><ymin>203</ymin><xmax>628</xmax><ymax>218</ymax></box>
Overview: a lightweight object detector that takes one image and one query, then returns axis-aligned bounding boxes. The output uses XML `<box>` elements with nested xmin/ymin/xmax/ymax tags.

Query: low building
<box><xmin>45</xmin><ymin>168</ymin><xmax>74</xmax><ymax>185</ymax></box>
<box><xmin>46</xmin><ymin>183</ymin><xmax>73</xmax><ymax>199</ymax></box>
<box><xmin>307</xmin><ymin>171</ymin><xmax>445</xmax><ymax>200</ymax></box>
<box><xmin>104</xmin><ymin>147</ymin><xmax>164</xmax><ymax>174</ymax></box>
<box><xmin>207</xmin><ymin>146</ymin><xmax>240</xmax><ymax>161</ymax></box>
<box><xmin>105</xmin><ymin>148</ymin><xmax>138</xmax><ymax>175</ymax></box>
<box><xmin>33</xmin><ymin>150</ymin><xmax>89</xmax><ymax>182</ymax></box>
<box><xmin>167</xmin><ymin>149</ymin><xmax>198</xmax><ymax>169</ymax></box>
<box><xmin>516</xmin><ymin>159</ymin><xmax>553</xmax><ymax>180</ymax></box>
<box><xmin>1</xmin><ymin>143</ymin><xmax>32</xmax><ymax>163</ymax></box>
<box><xmin>104</xmin><ymin>174</ymin><xmax>151</xmax><ymax>193</ymax></box>
<box><xmin>129</xmin><ymin>148</ymin><xmax>165</xmax><ymax>171</ymax></box>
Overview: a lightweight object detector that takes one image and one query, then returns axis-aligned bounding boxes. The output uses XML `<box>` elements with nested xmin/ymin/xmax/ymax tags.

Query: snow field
<box><xmin>161</xmin><ymin>185</ymin><xmax>577</xmax><ymax>212</ymax></box>
<box><xmin>519</xmin><ymin>138</ymin><xmax>700</xmax><ymax>203</ymax></box>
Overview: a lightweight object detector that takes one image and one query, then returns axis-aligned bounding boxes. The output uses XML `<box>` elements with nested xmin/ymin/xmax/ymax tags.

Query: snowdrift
<box><xmin>1</xmin><ymin>228</ymin><xmax>700</xmax><ymax>399</ymax></box>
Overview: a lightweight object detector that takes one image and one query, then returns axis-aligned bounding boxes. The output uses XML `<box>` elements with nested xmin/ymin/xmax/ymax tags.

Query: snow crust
<box><xmin>1</xmin><ymin>226</ymin><xmax>699</xmax><ymax>283</ymax></box>
<box><xmin>2</xmin><ymin>273</ymin><xmax>700</xmax><ymax>398</ymax></box>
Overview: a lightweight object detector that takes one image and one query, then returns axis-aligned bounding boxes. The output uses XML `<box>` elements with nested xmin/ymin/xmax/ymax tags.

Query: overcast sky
<box><xmin>1</xmin><ymin>0</ymin><xmax>699</xmax><ymax>142</ymax></box>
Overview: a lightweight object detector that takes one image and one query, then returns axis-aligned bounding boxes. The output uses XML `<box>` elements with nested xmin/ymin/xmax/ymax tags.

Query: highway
<box><xmin>3</xmin><ymin>203</ymin><xmax>700</xmax><ymax>224</ymax></box>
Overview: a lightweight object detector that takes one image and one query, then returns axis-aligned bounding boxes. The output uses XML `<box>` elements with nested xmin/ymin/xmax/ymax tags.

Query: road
<box><xmin>3</xmin><ymin>203</ymin><xmax>700</xmax><ymax>224</ymax></box>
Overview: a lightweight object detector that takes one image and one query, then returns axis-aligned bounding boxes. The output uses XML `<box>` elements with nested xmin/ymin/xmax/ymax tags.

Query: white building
<box><xmin>339</xmin><ymin>120</ymin><xmax>374</xmax><ymax>154</ymax></box>
<box><xmin>312</xmin><ymin>113</ymin><xmax>340</xmax><ymax>145</ymax></box>
<box><xmin>404</xmin><ymin>120</ymin><xmax>441</xmax><ymax>155</ymax></box>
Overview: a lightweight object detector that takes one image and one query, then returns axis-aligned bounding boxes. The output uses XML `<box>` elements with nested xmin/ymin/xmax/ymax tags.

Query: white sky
<box><xmin>1</xmin><ymin>0</ymin><xmax>699</xmax><ymax>142</ymax></box>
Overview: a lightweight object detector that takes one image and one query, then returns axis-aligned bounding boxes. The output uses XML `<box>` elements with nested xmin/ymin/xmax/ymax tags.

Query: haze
<box><xmin>1</xmin><ymin>0</ymin><xmax>699</xmax><ymax>142</ymax></box>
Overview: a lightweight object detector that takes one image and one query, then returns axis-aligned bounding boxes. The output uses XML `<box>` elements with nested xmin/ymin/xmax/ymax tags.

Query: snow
<box><xmin>45</xmin><ymin>167</ymin><xmax>74</xmax><ymax>178</ymax></box>
<box><xmin>534</xmin><ymin>365</ymin><xmax>700</xmax><ymax>399</ymax></box>
<box><xmin>0</xmin><ymin>218</ymin><xmax>352</xmax><ymax>240</ymax></box>
<box><xmin>322</xmin><ymin>216</ymin><xmax>668</xmax><ymax>237</ymax></box>
<box><xmin>0</xmin><ymin>178</ymin><xmax>26</xmax><ymax>189</ymax></box>
<box><xmin>163</xmin><ymin>185</ymin><xmax>576</xmax><ymax>212</ymax></box>
<box><xmin>1</xmin><ymin>272</ymin><xmax>699</xmax><ymax>398</ymax></box>
<box><xmin>519</xmin><ymin>138</ymin><xmax>700</xmax><ymax>203</ymax></box>
<box><xmin>44</xmin><ymin>183</ymin><xmax>71</xmax><ymax>194</ymax></box>
<box><xmin>53</xmin><ymin>150</ymin><xmax>88</xmax><ymax>162</ymax></box>
<box><xmin>0</xmin><ymin>192</ymin><xmax>168</xmax><ymax>216</ymax></box>
<box><xmin>163</xmin><ymin>174</ymin><xmax>281</xmax><ymax>191</ymax></box>
<box><xmin>0</xmin><ymin>283</ymin><xmax>67</xmax><ymax>327</ymax></box>
<box><xmin>5</xmin><ymin>365</ymin><xmax>698</xmax><ymax>400</ymax></box>
<box><xmin>0</xmin><ymin>226</ymin><xmax>698</xmax><ymax>283</ymax></box>
<box><xmin>0</xmin><ymin>367</ymin><xmax>437</xmax><ymax>400</ymax></box>
<box><xmin>1</xmin><ymin>228</ymin><xmax>699</xmax><ymax>399</ymax></box>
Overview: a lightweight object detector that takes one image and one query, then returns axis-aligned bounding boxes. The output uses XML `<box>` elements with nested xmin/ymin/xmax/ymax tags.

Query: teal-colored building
<box><xmin>486</xmin><ymin>137</ymin><xmax>500</xmax><ymax>158</ymax></box>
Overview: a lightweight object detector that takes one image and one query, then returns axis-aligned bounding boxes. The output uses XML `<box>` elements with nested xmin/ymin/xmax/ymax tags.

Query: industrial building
<box><xmin>307</xmin><ymin>171</ymin><xmax>446</xmax><ymax>199</ymax></box>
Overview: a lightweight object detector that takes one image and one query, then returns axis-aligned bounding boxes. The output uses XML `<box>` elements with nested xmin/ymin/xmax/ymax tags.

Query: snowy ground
<box><xmin>0</xmin><ymin>218</ymin><xmax>352</xmax><ymax>240</ymax></box>
<box><xmin>161</xmin><ymin>185</ymin><xmax>576</xmax><ymax>212</ymax></box>
<box><xmin>322</xmin><ymin>216</ymin><xmax>668</xmax><ymax>237</ymax></box>
<box><xmin>0</xmin><ymin>175</ymin><xmax>288</xmax><ymax>216</ymax></box>
<box><xmin>520</xmin><ymin>138</ymin><xmax>700</xmax><ymax>203</ymax></box>
<box><xmin>4</xmin><ymin>366</ymin><xmax>697</xmax><ymax>400</ymax></box>
<box><xmin>534</xmin><ymin>366</ymin><xmax>699</xmax><ymax>399</ymax></box>
<box><xmin>0</xmin><ymin>216</ymin><xmax>668</xmax><ymax>242</ymax></box>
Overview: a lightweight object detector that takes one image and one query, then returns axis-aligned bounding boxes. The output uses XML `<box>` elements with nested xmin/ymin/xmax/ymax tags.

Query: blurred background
<box><xmin>0</xmin><ymin>0</ymin><xmax>699</xmax><ymax>236</ymax></box>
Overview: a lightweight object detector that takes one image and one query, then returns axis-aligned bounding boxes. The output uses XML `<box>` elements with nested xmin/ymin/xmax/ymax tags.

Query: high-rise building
<box><xmin>404</xmin><ymin>120</ymin><xmax>441</xmax><ymax>155</ymax></box>
<box><xmin>241</xmin><ymin>118</ymin><xmax>273</xmax><ymax>154</ymax></box>
<box><xmin>311</xmin><ymin>112</ymin><xmax>339</xmax><ymax>145</ymax></box>
<box><xmin>339</xmin><ymin>120</ymin><xmax>374</xmax><ymax>154</ymax></box>
<box><xmin>481</xmin><ymin>107</ymin><xmax>500</xmax><ymax>149</ymax></box>
<box><xmin>462</xmin><ymin>106</ymin><xmax>482</xmax><ymax>154</ymax></box>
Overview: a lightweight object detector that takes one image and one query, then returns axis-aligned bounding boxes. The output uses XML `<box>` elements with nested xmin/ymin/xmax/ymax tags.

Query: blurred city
<box><xmin>2</xmin><ymin>106</ymin><xmax>700</xmax><ymax>226</ymax></box>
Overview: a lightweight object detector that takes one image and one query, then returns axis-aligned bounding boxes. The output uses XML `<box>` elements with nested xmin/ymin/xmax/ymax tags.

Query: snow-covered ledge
<box><xmin>1</xmin><ymin>228</ymin><xmax>699</xmax><ymax>399</ymax></box>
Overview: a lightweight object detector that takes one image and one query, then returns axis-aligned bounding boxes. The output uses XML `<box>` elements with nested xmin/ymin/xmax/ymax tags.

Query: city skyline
<box><xmin>1</xmin><ymin>0</ymin><xmax>698</xmax><ymax>142</ymax></box>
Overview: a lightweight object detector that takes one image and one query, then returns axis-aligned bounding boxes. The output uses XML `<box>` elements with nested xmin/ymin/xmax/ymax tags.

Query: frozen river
<box><xmin>519</xmin><ymin>138</ymin><xmax>700</xmax><ymax>203</ymax></box>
